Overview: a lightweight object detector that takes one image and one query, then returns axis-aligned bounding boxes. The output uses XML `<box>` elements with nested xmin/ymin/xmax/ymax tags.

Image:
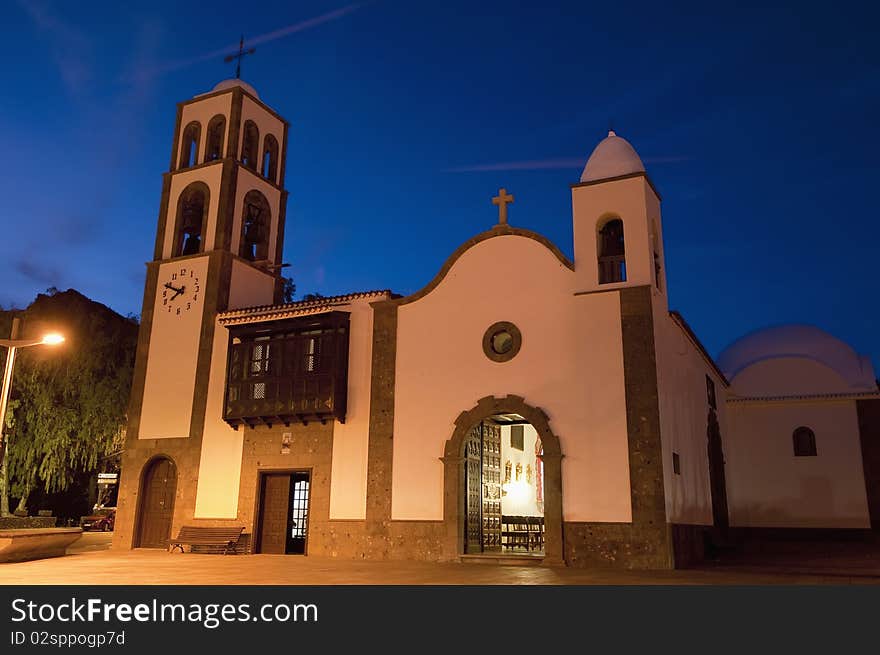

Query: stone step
<box><xmin>460</xmin><ymin>554</ymin><xmax>544</xmax><ymax>566</ymax></box>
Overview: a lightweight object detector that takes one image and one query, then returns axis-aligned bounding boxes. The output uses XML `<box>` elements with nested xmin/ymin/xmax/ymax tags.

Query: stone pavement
<box><xmin>0</xmin><ymin>532</ymin><xmax>876</xmax><ymax>585</ymax></box>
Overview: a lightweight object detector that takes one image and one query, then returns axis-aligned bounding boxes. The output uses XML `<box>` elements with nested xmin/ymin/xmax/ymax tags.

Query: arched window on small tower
<box><xmin>178</xmin><ymin>121</ymin><xmax>201</xmax><ymax>169</ymax></box>
<box><xmin>261</xmin><ymin>134</ymin><xmax>279</xmax><ymax>182</ymax></box>
<box><xmin>205</xmin><ymin>115</ymin><xmax>226</xmax><ymax>162</ymax></box>
<box><xmin>241</xmin><ymin>120</ymin><xmax>260</xmax><ymax>171</ymax></box>
<box><xmin>793</xmin><ymin>426</ymin><xmax>817</xmax><ymax>457</ymax></box>
<box><xmin>239</xmin><ymin>190</ymin><xmax>271</xmax><ymax>262</ymax></box>
<box><xmin>173</xmin><ymin>182</ymin><xmax>210</xmax><ymax>257</ymax></box>
<box><xmin>598</xmin><ymin>218</ymin><xmax>626</xmax><ymax>284</ymax></box>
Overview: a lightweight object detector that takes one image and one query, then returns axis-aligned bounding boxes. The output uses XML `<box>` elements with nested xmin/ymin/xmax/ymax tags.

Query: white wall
<box><xmin>139</xmin><ymin>257</ymin><xmax>210</xmax><ymax>439</ymax></box>
<box><xmin>194</xmin><ymin>319</ymin><xmax>243</xmax><ymax>518</ymax></box>
<box><xmin>328</xmin><ymin>298</ymin><xmax>375</xmax><ymax>519</ymax></box>
<box><xmin>652</xmin><ymin>306</ymin><xmax>719</xmax><ymax>526</ymax></box>
<box><xmin>392</xmin><ymin>234</ymin><xmax>631</xmax><ymax>522</ymax></box>
<box><xmin>228</xmin><ymin>259</ymin><xmax>275</xmax><ymax>310</ymax></box>
<box><xmin>725</xmin><ymin>400</ymin><xmax>870</xmax><ymax>528</ymax></box>
<box><xmin>500</xmin><ymin>424</ymin><xmax>543</xmax><ymax>517</ymax></box>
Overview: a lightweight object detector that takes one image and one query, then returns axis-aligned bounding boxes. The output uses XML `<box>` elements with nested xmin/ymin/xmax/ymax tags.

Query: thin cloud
<box><xmin>444</xmin><ymin>155</ymin><xmax>693</xmax><ymax>173</ymax></box>
<box><xmin>15</xmin><ymin>259</ymin><xmax>63</xmax><ymax>289</ymax></box>
<box><xmin>128</xmin><ymin>3</ymin><xmax>365</xmax><ymax>81</ymax></box>
<box><xmin>444</xmin><ymin>158</ymin><xmax>585</xmax><ymax>173</ymax></box>
<box><xmin>16</xmin><ymin>0</ymin><xmax>92</xmax><ymax>96</ymax></box>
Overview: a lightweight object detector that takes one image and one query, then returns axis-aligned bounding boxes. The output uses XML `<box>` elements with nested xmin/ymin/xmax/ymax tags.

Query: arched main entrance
<box><xmin>135</xmin><ymin>456</ymin><xmax>177</xmax><ymax>549</ymax></box>
<box><xmin>442</xmin><ymin>395</ymin><xmax>564</xmax><ymax>565</ymax></box>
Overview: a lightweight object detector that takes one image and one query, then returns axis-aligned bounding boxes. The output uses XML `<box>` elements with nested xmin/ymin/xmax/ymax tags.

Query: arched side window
<box><xmin>205</xmin><ymin>114</ymin><xmax>226</xmax><ymax>162</ymax></box>
<box><xmin>261</xmin><ymin>134</ymin><xmax>279</xmax><ymax>182</ymax></box>
<box><xmin>178</xmin><ymin>121</ymin><xmax>201</xmax><ymax>169</ymax></box>
<box><xmin>173</xmin><ymin>182</ymin><xmax>210</xmax><ymax>257</ymax></box>
<box><xmin>241</xmin><ymin>120</ymin><xmax>260</xmax><ymax>171</ymax></box>
<box><xmin>793</xmin><ymin>426</ymin><xmax>817</xmax><ymax>457</ymax></box>
<box><xmin>597</xmin><ymin>218</ymin><xmax>626</xmax><ymax>284</ymax></box>
<box><xmin>239</xmin><ymin>190</ymin><xmax>271</xmax><ymax>262</ymax></box>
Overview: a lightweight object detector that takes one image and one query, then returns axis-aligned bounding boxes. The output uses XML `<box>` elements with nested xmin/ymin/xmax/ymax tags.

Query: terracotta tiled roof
<box><xmin>218</xmin><ymin>290</ymin><xmax>395</xmax><ymax>325</ymax></box>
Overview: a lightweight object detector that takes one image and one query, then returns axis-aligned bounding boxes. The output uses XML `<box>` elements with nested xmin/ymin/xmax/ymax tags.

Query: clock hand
<box><xmin>172</xmin><ymin>286</ymin><xmax>185</xmax><ymax>300</ymax></box>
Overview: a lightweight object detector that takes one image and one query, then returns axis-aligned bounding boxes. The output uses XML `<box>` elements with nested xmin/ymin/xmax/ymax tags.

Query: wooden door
<box><xmin>136</xmin><ymin>458</ymin><xmax>177</xmax><ymax>548</ymax></box>
<box><xmin>707</xmin><ymin>410</ymin><xmax>729</xmax><ymax>531</ymax></box>
<box><xmin>464</xmin><ymin>425</ymin><xmax>482</xmax><ymax>554</ymax></box>
<box><xmin>481</xmin><ymin>422</ymin><xmax>501</xmax><ymax>552</ymax></box>
<box><xmin>258</xmin><ymin>473</ymin><xmax>291</xmax><ymax>554</ymax></box>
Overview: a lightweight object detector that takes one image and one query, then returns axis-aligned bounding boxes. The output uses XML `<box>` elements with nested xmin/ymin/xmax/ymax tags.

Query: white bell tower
<box><xmin>135</xmin><ymin>78</ymin><xmax>290</xmax><ymax>441</ymax></box>
<box><xmin>571</xmin><ymin>130</ymin><xmax>666</xmax><ymax>299</ymax></box>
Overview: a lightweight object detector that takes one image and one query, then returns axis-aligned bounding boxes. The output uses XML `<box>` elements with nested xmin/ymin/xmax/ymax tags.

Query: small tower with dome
<box><xmin>571</xmin><ymin>130</ymin><xmax>666</xmax><ymax>298</ymax></box>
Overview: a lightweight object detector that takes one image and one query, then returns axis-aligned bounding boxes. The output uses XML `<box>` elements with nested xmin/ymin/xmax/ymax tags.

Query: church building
<box><xmin>113</xmin><ymin>79</ymin><xmax>880</xmax><ymax>568</ymax></box>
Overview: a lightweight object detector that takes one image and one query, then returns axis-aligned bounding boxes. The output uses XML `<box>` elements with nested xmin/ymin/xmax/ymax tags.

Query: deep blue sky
<box><xmin>1</xmin><ymin>0</ymin><xmax>878</xmax><ymax>369</ymax></box>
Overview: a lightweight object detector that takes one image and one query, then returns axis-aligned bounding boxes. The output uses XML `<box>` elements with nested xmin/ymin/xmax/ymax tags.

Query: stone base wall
<box><xmin>308</xmin><ymin>520</ymin><xmax>445</xmax><ymax>561</ymax></box>
<box><xmin>564</xmin><ymin>522</ymin><xmax>674</xmax><ymax>569</ymax></box>
<box><xmin>670</xmin><ymin>523</ymin><xmax>707</xmax><ymax>568</ymax></box>
<box><xmin>112</xmin><ymin>435</ymin><xmax>204</xmax><ymax>550</ymax></box>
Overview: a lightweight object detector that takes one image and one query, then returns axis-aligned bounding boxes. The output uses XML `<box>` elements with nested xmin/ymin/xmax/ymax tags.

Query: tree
<box><xmin>0</xmin><ymin>290</ymin><xmax>137</xmax><ymax>517</ymax></box>
<box><xmin>281</xmin><ymin>276</ymin><xmax>296</xmax><ymax>304</ymax></box>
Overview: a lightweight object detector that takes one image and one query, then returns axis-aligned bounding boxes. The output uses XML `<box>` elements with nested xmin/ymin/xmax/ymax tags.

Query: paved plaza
<box><xmin>0</xmin><ymin>533</ymin><xmax>876</xmax><ymax>585</ymax></box>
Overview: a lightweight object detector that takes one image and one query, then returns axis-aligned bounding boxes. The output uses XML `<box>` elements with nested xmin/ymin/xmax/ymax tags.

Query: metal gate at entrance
<box><xmin>464</xmin><ymin>421</ymin><xmax>501</xmax><ymax>553</ymax></box>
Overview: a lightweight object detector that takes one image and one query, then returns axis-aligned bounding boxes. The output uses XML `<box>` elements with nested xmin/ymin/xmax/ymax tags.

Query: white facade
<box><xmin>392</xmin><ymin>233</ymin><xmax>631</xmax><ymax>522</ymax></box>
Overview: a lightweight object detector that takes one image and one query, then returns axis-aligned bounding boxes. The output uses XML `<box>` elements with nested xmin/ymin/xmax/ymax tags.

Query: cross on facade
<box><xmin>492</xmin><ymin>188</ymin><xmax>514</xmax><ymax>226</ymax></box>
<box><xmin>224</xmin><ymin>35</ymin><xmax>256</xmax><ymax>79</ymax></box>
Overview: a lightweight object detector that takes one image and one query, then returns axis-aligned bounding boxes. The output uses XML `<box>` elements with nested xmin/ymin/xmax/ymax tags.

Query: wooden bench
<box><xmin>168</xmin><ymin>526</ymin><xmax>244</xmax><ymax>555</ymax></box>
<box><xmin>501</xmin><ymin>516</ymin><xmax>545</xmax><ymax>552</ymax></box>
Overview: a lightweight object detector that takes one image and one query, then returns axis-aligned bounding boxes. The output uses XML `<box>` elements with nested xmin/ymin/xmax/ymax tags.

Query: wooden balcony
<box><xmin>223</xmin><ymin>312</ymin><xmax>349</xmax><ymax>428</ymax></box>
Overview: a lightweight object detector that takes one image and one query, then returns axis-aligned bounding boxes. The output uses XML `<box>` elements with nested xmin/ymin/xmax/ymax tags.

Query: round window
<box><xmin>482</xmin><ymin>322</ymin><xmax>522</xmax><ymax>362</ymax></box>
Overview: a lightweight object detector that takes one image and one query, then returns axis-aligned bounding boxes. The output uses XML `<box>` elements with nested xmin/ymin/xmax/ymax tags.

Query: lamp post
<box><xmin>0</xmin><ymin>317</ymin><xmax>65</xmax><ymax>463</ymax></box>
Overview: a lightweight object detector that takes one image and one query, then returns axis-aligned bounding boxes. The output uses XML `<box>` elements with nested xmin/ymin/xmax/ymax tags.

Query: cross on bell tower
<box><xmin>224</xmin><ymin>35</ymin><xmax>256</xmax><ymax>79</ymax></box>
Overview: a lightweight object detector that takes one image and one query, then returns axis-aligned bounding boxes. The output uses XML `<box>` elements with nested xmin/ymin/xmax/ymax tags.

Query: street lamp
<box><xmin>0</xmin><ymin>317</ymin><xmax>65</xmax><ymax>460</ymax></box>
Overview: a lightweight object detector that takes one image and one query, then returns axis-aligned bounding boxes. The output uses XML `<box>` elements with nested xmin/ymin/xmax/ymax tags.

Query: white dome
<box><xmin>580</xmin><ymin>130</ymin><xmax>646</xmax><ymax>183</ymax></box>
<box><xmin>718</xmin><ymin>324</ymin><xmax>877</xmax><ymax>391</ymax></box>
<box><xmin>207</xmin><ymin>78</ymin><xmax>259</xmax><ymax>99</ymax></box>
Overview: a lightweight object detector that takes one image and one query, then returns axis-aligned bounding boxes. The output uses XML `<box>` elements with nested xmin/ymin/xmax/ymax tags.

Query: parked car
<box><xmin>79</xmin><ymin>507</ymin><xmax>116</xmax><ymax>532</ymax></box>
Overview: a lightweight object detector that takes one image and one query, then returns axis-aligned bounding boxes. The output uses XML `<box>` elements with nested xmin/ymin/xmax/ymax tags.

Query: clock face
<box><xmin>161</xmin><ymin>265</ymin><xmax>201</xmax><ymax>317</ymax></box>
